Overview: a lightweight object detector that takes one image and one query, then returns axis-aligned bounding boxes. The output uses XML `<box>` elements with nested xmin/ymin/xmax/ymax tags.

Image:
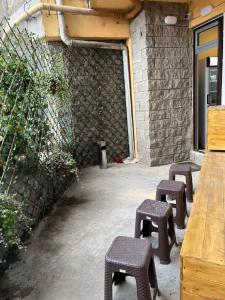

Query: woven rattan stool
<box><xmin>135</xmin><ymin>199</ymin><xmax>177</xmax><ymax>265</ymax></box>
<box><xmin>169</xmin><ymin>163</ymin><xmax>193</xmax><ymax>202</ymax></box>
<box><xmin>156</xmin><ymin>180</ymin><xmax>187</xmax><ymax>229</ymax></box>
<box><xmin>104</xmin><ymin>236</ymin><xmax>160</xmax><ymax>300</ymax></box>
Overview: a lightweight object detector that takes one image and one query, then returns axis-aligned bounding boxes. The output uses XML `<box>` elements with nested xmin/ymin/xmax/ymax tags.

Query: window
<box><xmin>194</xmin><ymin>18</ymin><xmax>223</xmax><ymax>151</ymax></box>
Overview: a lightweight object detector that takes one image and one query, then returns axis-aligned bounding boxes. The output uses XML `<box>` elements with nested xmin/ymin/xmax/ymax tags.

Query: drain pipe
<box><xmin>122</xmin><ymin>49</ymin><xmax>135</xmax><ymax>160</ymax></box>
<box><xmin>56</xmin><ymin>0</ymin><xmax>134</xmax><ymax>159</ymax></box>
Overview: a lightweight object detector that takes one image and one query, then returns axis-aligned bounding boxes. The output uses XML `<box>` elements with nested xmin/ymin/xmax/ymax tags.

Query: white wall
<box><xmin>7</xmin><ymin>0</ymin><xmax>24</xmax><ymax>16</ymax></box>
<box><xmin>9</xmin><ymin>0</ymin><xmax>45</xmax><ymax>38</ymax></box>
<box><xmin>0</xmin><ymin>1</ymin><xmax>8</xmax><ymax>20</ymax></box>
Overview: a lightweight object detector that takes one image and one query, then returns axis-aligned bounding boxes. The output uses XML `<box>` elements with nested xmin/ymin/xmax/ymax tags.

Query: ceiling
<box><xmin>91</xmin><ymin>0</ymin><xmax>190</xmax><ymax>11</ymax></box>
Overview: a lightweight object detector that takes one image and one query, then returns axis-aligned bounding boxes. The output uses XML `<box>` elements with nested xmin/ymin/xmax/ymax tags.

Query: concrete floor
<box><xmin>0</xmin><ymin>163</ymin><xmax>199</xmax><ymax>300</ymax></box>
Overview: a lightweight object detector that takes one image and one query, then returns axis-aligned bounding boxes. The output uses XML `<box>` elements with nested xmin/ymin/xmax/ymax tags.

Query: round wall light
<box><xmin>164</xmin><ymin>16</ymin><xmax>178</xmax><ymax>25</ymax></box>
<box><xmin>200</xmin><ymin>5</ymin><xmax>213</xmax><ymax>17</ymax></box>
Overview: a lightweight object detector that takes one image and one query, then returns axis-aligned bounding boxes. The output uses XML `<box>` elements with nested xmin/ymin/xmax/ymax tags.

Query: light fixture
<box><xmin>164</xmin><ymin>16</ymin><xmax>177</xmax><ymax>25</ymax></box>
<box><xmin>200</xmin><ymin>5</ymin><xmax>213</xmax><ymax>17</ymax></box>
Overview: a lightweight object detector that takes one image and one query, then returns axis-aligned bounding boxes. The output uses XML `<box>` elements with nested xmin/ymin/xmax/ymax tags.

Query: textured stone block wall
<box><xmin>130</xmin><ymin>10</ymin><xmax>151</xmax><ymax>164</ymax></box>
<box><xmin>131</xmin><ymin>2</ymin><xmax>193</xmax><ymax>166</ymax></box>
<box><xmin>50</xmin><ymin>43</ymin><xmax>129</xmax><ymax>167</ymax></box>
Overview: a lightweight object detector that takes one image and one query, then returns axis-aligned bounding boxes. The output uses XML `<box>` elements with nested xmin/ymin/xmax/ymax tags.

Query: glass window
<box><xmin>198</xmin><ymin>26</ymin><xmax>218</xmax><ymax>46</ymax></box>
<box><xmin>194</xmin><ymin>19</ymin><xmax>223</xmax><ymax>151</ymax></box>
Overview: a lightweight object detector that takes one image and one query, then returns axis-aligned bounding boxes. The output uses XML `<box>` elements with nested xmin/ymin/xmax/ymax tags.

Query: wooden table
<box><xmin>180</xmin><ymin>151</ymin><xmax>225</xmax><ymax>299</ymax></box>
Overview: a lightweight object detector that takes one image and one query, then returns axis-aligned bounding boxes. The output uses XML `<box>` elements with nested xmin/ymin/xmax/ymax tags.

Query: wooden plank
<box><xmin>181</xmin><ymin>290</ymin><xmax>212</xmax><ymax>300</ymax></box>
<box><xmin>182</xmin><ymin>258</ymin><xmax>225</xmax><ymax>287</ymax></box>
<box><xmin>207</xmin><ymin>106</ymin><xmax>225</xmax><ymax>151</ymax></box>
<box><xmin>182</xmin><ymin>274</ymin><xmax>225</xmax><ymax>299</ymax></box>
<box><xmin>181</xmin><ymin>149</ymin><xmax>225</xmax><ymax>298</ymax></box>
<box><xmin>180</xmin><ymin>212</ymin><xmax>206</xmax><ymax>259</ymax></box>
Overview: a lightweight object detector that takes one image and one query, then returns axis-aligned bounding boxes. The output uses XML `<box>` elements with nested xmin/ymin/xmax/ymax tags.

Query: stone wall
<box><xmin>130</xmin><ymin>10</ymin><xmax>151</xmax><ymax>163</ymax></box>
<box><xmin>50</xmin><ymin>43</ymin><xmax>129</xmax><ymax>167</ymax></box>
<box><xmin>131</xmin><ymin>2</ymin><xmax>193</xmax><ymax>165</ymax></box>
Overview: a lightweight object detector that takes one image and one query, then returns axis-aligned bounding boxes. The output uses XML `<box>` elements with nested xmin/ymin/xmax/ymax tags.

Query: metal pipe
<box><xmin>87</xmin><ymin>0</ymin><xmax>91</xmax><ymax>9</ymax></box>
<box><xmin>122</xmin><ymin>48</ymin><xmax>135</xmax><ymax>159</ymax></box>
<box><xmin>56</xmin><ymin>0</ymin><xmax>134</xmax><ymax>159</ymax></box>
<box><xmin>57</xmin><ymin>10</ymin><xmax>124</xmax><ymax>50</ymax></box>
<box><xmin>2</xmin><ymin>1</ymin><xmax>143</xmax><ymax>38</ymax></box>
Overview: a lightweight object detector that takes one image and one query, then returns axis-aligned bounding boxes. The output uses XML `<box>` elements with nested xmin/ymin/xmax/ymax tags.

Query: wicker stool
<box><xmin>135</xmin><ymin>199</ymin><xmax>177</xmax><ymax>265</ymax></box>
<box><xmin>104</xmin><ymin>236</ymin><xmax>160</xmax><ymax>300</ymax></box>
<box><xmin>169</xmin><ymin>163</ymin><xmax>193</xmax><ymax>202</ymax></box>
<box><xmin>156</xmin><ymin>180</ymin><xmax>187</xmax><ymax>229</ymax></box>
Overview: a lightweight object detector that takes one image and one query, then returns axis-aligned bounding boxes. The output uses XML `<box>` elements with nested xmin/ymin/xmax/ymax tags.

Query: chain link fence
<box><xmin>0</xmin><ymin>16</ymin><xmax>130</xmax><ymax>266</ymax></box>
<box><xmin>0</xmin><ymin>18</ymin><xmax>77</xmax><ymax>264</ymax></box>
<box><xmin>50</xmin><ymin>44</ymin><xmax>129</xmax><ymax>168</ymax></box>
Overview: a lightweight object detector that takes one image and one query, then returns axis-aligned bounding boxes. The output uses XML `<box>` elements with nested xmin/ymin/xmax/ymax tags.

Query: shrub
<box><xmin>0</xmin><ymin>192</ymin><xmax>31</xmax><ymax>263</ymax></box>
<box><xmin>44</xmin><ymin>150</ymin><xmax>78</xmax><ymax>179</ymax></box>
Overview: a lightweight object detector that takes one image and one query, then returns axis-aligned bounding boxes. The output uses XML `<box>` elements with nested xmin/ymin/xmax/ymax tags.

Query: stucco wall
<box><xmin>7</xmin><ymin>0</ymin><xmax>24</xmax><ymax>15</ymax></box>
<box><xmin>0</xmin><ymin>1</ymin><xmax>8</xmax><ymax>19</ymax></box>
<box><xmin>50</xmin><ymin>43</ymin><xmax>129</xmax><ymax>167</ymax></box>
<box><xmin>131</xmin><ymin>2</ymin><xmax>193</xmax><ymax>166</ymax></box>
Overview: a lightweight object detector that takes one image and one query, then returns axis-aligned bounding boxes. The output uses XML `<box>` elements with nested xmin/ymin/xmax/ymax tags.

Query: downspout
<box><xmin>56</xmin><ymin>0</ymin><xmax>134</xmax><ymax>159</ymax></box>
<box><xmin>122</xmin><ymin>49</ymin><xmax>135</xmax><ymax>160</ymax></box>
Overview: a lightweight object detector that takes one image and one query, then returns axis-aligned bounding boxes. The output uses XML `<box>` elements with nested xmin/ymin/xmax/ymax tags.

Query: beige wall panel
<box><xmin>190</xmin><ymin>0</ymin><xmax>225</xmax><ymax>28</ymax></box>
<box><xmin>41</xmin><ymin>0</ymin><xmax>130</xmax><ymax>40</ymax></box>
<box><xmin>65</xmin><ymin>15</ymin><xmax>129</xmax><ymax>40</ymax></box>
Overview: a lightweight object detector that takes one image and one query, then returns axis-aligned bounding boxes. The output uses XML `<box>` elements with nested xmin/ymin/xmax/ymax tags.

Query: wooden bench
<box><xmin>180</xmin><ymin>106</ymin><xmax>225</xmax><ymax>299</ymax></box>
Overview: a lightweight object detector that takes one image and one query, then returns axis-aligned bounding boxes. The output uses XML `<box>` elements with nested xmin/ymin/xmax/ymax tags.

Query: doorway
<box><xmin>194</xmin><ymin>18</ymin><xmax>223</xmax><ymax>151</ymax></box>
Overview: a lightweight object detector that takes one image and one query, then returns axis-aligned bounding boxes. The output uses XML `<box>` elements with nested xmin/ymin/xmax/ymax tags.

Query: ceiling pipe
<box><xmin>56</xmin><ymin>0</ymin><xmax>135</xmax><ymax>159</ymax></box>
<box><xmin>2</xmin><ymin>1</ymin><xmax>143</xmax><ymax>38</ymax></box>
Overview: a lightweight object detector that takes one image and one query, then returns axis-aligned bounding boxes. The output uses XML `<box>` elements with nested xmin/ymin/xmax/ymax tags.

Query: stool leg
<box><xmin>168</xmin><ymin>214</ymin><xmax>178</xmax><ymax>247</ymax></box>
<box><xmin>175</xmin><ymin>193</ymin><xmax>185</xmax><ymax>229</ymax></box>
<box><xmin>104</xmin><ymin>263</ymin><xmax>113</xmax><ymax>300</ymax></box>
<box><xmin>142</xmin><ymin>220</ymin><xmax>154</xmax><ymax>238</ymax></box>
<box><xmin>136</xmin><ymin>270</ymin><xmax>152</xmax><ymax>300</ymax></box>
<box><xmin>148</xmin><ymin>257</ymin><xmax>160</xmax><ymax>299</ymax></box>
<box><xmin>169</xmin><ymin>170</ymin><xmax>175</xmax><ymax>181</ymax></box>
<box><xmin>158</xmin><ymin>218</ymin><xmax>171</xmax><ymax>264</ymax></box>
<box><xmin>168</xmin><ymin>172</ymin><xmax>175</xmax><ymax>201</ymax></box>
<box><xmin>135</xmin><ymin>214</ymin><xmax>142</xmax><ymax>238</ymax></box>
<box><xmin>156</xmin><ymin>190</ymin><xmax>166</xmax><ymax>202</ymax></box>
<box><xmin>183</xmin><ymin>190</ymin><xmax>189</xmax><ymax>218</ymax></box>
<box><xmin>186</xmin><ymin>173</ymin><xmax>193</xmax><ymax>202</ymax></box>
<box><xmin>112</xmin><ymin>272</ymin><xmax>126</xmax><ymax>285</ymax></box>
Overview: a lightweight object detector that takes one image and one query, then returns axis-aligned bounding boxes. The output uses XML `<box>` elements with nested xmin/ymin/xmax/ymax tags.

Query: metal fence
<box><xmin>0</xmin><ymin>18</ymin><xmax>76</xmax><ymax>224</ymax></box>
<box><xmin>50</xmin><ymin>44</ymin><xmax>129</xmax><ymax>168</ymax></box>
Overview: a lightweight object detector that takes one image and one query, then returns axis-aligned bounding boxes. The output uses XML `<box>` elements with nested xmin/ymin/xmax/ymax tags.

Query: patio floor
<box><xmin>0</xmin><ymin>162</ymin><xmax>199</xmax><ymax>300</ymax></box>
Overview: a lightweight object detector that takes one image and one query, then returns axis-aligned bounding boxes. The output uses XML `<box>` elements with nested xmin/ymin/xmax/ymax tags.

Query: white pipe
<box><xmin>122</xmin><ymin>49</ymin><xmax>134</xmax><ymax>159</ymax></box>
<box><xmin>56</xmin><ymin>0</ymin><xmax>134</xmax><ymax>159</ymax></box>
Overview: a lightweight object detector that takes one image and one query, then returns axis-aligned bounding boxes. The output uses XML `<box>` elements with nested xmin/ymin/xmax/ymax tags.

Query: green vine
<box><xmin>0</xmin><ymin>192</ymin><xmax>31</xmax><ymax>263</ymax></box>
<box><xmin>0</xmin><ymin>28</ymin><xmax>78</xmax><ymax>266</ymax></box>
<box><xmin>0</xmin><ymin>54</ymin><xmax>50</xmax><ymax>174</ymax></box>
<box><xmin>44</xmin><ymin>150</ymin><xmax>78</xmax><ymax>179</ymax></box>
